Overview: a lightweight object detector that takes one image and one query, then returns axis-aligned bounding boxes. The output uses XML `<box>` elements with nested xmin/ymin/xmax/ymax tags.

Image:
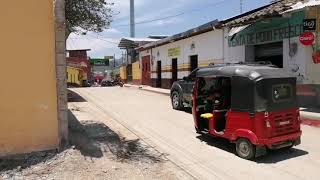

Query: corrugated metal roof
<box><xmin>118</xmin><ymin>37</ymin><xmax>159</xmax><ymax>49</ymax></box>
<box><xmin>222</xmin><ymin>0</ymin><xmax>300</xmax><ymax>27</ymax></box>
<box><xmin>284</xmin><ymin>0</ymin><xmax>320</xmax><ymax>13</ymax></box>
<box><xmin>139</xmin><ymin>20</ymin><xmax>219</xmax><ymax>50</ymax></box>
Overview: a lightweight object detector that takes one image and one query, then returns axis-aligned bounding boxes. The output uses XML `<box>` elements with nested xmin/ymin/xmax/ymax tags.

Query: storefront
<box><xmin>227</xmin><ymin>11</ymin><xmax>304</xmax><ymax>68</ymax></box>
<box><xmin>225</xmin><ymin>6</ymin><xmax>320</xmax><ymax>106</ymax></box>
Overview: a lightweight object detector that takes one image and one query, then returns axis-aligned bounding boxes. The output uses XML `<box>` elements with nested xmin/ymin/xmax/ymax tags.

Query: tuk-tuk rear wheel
<box><xmin>236</xmin><ymin>138</ymin><xmax>256</xmax><ymax>160</ymax></box>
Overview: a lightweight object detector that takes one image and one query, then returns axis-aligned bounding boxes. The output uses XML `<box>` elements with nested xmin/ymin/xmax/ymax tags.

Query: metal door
<box><xmin>142</xmin><ymin>56</ymin><xmax>151</xmax><ymax>85</ymax></box>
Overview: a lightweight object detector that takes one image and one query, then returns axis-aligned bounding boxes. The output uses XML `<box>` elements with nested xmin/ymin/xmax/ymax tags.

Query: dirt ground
<box><xmin>0</xmin><ymin>91</ymin><xmax>191</xmax><ymax>180</ymax></box>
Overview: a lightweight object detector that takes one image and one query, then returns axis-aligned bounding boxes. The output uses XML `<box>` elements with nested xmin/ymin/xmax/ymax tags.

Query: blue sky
<box><xmin>67</xmin><ymin>0</ymin><xmax>272</xmax><ymax>58</ymax></box>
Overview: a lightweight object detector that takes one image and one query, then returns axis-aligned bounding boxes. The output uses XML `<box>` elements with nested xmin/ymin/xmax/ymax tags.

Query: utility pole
<box><xmin>240</xmin><ymin>0</ymin><xmax>243</xmax><ymax>14</ymax></box>
<box><xmin>130</xmin><ymin>0</ymin><xmax>135</xmax><ymax>37</ymax></box>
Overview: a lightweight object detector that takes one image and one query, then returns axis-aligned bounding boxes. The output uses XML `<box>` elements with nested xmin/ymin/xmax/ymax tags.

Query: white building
<box><xmin>138</xmin><ymin>20</ymin><xmax>223</xmax><ymax>88</ymax></box>
<box><xmin>138</xmin><ymin>0</ymin><xmax>320</xmax><ymax>106</ymax></box>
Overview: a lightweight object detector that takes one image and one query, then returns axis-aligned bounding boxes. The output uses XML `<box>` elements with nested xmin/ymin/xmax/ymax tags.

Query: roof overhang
<box><xmin>283</xmin><ymin>0</ymin><xmax>320</xmax><ymax>14</ymax></box>
<box><xmin>118</xmin><ymin>37</ymin><xmax>159</xmax><ymax>49</ymax></box>
<box><xmin>138</xmin><ymin>20</ymin><xmax>219</xmax><ymax>51</ymax></box>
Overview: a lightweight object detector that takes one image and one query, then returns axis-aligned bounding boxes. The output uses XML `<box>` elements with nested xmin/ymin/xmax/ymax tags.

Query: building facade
<box><xmin>223</xmin><ymin>2</ymin><xmax>320</xmax><ymax>106</ymax></box>
<box><xmin>138</xmin><ymin>21</ymin><xmax>222</xmax><ymax>89</ymax></box>
<box><xmin>138</xmin><ymin>0</ymin><xmax>320</xmax><ymax>106</ymax></box>
<box><xmin>0</xmin><ymin>0</ymin><xmax>67</xmax><ymax>157</ymax></box>
<box><xmin>67</xmin><ymin>49</ymin><xmax>91</xmax><ymax>86</ymax></box>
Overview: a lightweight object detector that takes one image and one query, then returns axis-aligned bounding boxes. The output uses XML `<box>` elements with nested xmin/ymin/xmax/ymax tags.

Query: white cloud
<box><xmin>67</xmin><ymin>33</ymin><xmax>121</xmax><ymax>58</ymax></box>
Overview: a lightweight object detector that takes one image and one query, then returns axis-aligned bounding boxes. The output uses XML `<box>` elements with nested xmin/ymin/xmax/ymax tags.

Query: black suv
<box><xmin>170</xmin><ymin>68</ymin><xmax>201</xmax><ymax>110</ymax></box>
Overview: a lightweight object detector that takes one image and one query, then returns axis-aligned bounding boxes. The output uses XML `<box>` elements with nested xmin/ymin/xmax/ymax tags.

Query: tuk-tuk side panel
<box><xmin>226</xmin><ymin>111</ymin><xmax>256</xmax><ymax>142</ymax></box>
<box><xmin>252</xmin><ymin>112</ymin><xmax>271</xmax><ymax>140</ymax></box>
<box><xmin>230</xmin><ymin>77</ymin><xmax>255</xmax><ymax>113</ymax></box>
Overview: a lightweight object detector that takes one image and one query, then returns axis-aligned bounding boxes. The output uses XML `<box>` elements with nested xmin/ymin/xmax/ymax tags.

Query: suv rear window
<box><xmin>272</xmin><ymin>84</ymin><xmax>292</xmax><ymax>102</ymax></box>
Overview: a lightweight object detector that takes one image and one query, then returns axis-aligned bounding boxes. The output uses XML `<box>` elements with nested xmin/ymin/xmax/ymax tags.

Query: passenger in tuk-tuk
<box><xmin>206</xmin><ymin>78</ymin><xmax>231</xmax><ymax>111</ymax></box>
<box><xmin>206</xmin><ymin>89</ymin><xmax>222</xmax><ymax>111</ymax></box>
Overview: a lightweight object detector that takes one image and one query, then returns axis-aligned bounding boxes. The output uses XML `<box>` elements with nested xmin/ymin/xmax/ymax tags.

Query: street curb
<box><xmin>124</xmin><ymin>84</ymin><xmax>170</xmax><ymax>96</ymax></box>
<box><xmin>301</xmin><ymin>118</ymin><xmax>320</xmax><ymax>128</ymax></box>
<box><xmin>139</xmin><ymin>88</ymin><xmax>170</xmax><ymax>96</ymax></box>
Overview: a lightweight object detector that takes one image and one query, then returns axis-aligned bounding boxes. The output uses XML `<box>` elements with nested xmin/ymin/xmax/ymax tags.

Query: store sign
<box><xmin>229</xmin><ymin>12</ymin><xmax>304</xmax><ymax>47</ymax></box>
<box><xmin>91</xmin><ymin>59</ymin><xmax>109</xmax><ymax>66</ymax></box>
<box><xmin>168</xmin><ymin>47</ymin><xmax>181</xmax><ymax>57</ymax></box>
<box><xmin>303</xmin><ymin>19</ymin><xmax>316</xmax><ymax>31</ymax></box>
<box><xmin>299</xmin><ymin>32</ymin><xmax>315</xmax><ymax>46</ymax></box>
<box><xmin>229</xmin><ymin>24</ymin><xmax>303</xmax><ymax>47</ymax></box>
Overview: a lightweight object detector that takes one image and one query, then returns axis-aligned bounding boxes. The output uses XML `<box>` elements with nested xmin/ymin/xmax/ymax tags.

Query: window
<box><xmin>272</xmin><ymin>84</ymin><xmax>292</xmax><ymax>102</ymax></box>
<box><xmin>198</xmin><ymin>77</ymin><xmax>218</xmax><ymax>95</ymax></box>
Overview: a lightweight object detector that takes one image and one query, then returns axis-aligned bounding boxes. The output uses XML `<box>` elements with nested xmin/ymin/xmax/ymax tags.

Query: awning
<box><xmin>228</xmin><ymin>24</ymin><xmax>251</xmax><ymax>37</ymax></box>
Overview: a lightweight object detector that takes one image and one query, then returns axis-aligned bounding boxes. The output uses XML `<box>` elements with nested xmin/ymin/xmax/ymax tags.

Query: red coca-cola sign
<box><xmin>300</xmin><ymin>32</ymin><xmax>315</xmax><ymax>46</ymax></box>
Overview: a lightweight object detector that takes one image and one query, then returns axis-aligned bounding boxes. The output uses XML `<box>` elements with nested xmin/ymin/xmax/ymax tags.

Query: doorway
<box><xmin>156</xmin><ymin>61</ymin><xmax>162</xmax><ymax>88</ymax></box>
<box><xmin>255</xmin><ymin>42</ymin><xmax>283</xmax><ymax>68</ymax></box>
<box><xmin>190</xmin><ymin>55</ymin><xmax>198</xmax><ymax>72</ymax></box>
<box><xmin>141</xmin><ymin>55</ymin><xmax>151</xmax><ymax>85</ymax></box>
<box><xmin>172</xmin><ymin>58</ymin><xmax>178</xmax><ymax>85</ymax></box>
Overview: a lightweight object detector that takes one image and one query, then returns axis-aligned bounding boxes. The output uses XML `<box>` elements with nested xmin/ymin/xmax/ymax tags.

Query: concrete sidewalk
<box><xmin>124</xmin><ymin>84</ymin><xmax>320</xmax><ymax>128</ymax></box>
<box><xmin>124</xmin><ymin>84</ymin><xmax>170</xmax><ymax>96</ymax></box>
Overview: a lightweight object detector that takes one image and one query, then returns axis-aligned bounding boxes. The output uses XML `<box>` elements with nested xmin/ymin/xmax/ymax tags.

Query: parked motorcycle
<box><xmin>101</xmin><ymin>79</ymin><xmax>124</xmax><ymax>87</ymax></box>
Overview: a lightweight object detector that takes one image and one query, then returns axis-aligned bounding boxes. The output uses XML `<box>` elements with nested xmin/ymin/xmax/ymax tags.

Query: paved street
<box><xmin>72</xmin><ymin>87</ymin><xmax>320</xmax><ymax>180</ymax></box>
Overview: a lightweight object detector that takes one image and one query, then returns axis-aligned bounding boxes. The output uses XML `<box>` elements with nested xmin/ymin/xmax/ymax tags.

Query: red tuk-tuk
<box><xmin>192</xmin><ymin>64</ymin><xmax>302</xmax><ymax>159</ymax></box>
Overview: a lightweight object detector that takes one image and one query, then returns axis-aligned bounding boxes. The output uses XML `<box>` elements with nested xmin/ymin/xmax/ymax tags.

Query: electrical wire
<box><xmin>111</xmin><ymin>0</ymin><xmax>228</xmax><ymax>27</ymax></box>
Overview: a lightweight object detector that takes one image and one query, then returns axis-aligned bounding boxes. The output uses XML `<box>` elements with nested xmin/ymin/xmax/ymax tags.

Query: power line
<box><xmin>69</xmin><ymin>35</ymin><xmax>119</xmax><ymax>45</ymax></box>
<box><xmin>112</xmin><ymin>0</ymin><xmax>228</xmax><ymax>27</ymax></box>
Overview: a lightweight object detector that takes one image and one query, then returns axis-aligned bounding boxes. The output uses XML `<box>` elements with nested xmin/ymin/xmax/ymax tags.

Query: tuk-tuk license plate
<box><xmin>279</xmin><ymin>121</ymin><xmax>290</xmax><ymax>126</ymax></box>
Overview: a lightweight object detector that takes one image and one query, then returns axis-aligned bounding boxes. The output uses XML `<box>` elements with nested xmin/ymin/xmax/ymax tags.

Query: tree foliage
<box><xmin>65</xmin><ymin>0</ymin><xmax>114</xmax><ymax>37</ymax></box>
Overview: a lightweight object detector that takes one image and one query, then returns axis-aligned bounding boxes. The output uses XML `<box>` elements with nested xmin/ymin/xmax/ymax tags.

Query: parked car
<box><xmin>170</xmin><ymin>68</ymin><xmax>202</xmax><ymax>110</ymax></box>
<box><xmin>82</xmin><ymin>80</ymin><xmax>91</xmax><ymax>87</ymax></box>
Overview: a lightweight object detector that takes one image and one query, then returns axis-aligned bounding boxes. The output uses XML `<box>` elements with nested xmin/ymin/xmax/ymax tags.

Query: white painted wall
<box><xmin>147</xmin><ymin>30</ymin><xmax>224</xmax><ymax>79</ymax></box>
<box><xmin>223</xmin><ymin>28</ymin><xmax>246</xmax><ymax>63</ymax></box>
<box><xmin>142</xmin><ymin>28</ymin><xmax>319</xmax><ymax>86</ymax></box>
<box><xmin>283</xmin><ymin>37</ymin><xmax>308</xmax><ymax>83</ymax></box>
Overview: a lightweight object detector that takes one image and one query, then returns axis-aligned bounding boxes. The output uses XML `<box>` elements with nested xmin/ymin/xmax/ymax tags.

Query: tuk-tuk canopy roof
<box><xmin>196</xmin><ymin>64</ymin><xmax>294</xmax><ymax>81</ymax></box>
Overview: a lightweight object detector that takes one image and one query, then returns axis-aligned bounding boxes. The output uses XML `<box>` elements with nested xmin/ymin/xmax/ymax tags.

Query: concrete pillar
<box><xmin>54</xmin><ymin>0</ymin><xmax>68</xmax><ymax>149</ymax></box>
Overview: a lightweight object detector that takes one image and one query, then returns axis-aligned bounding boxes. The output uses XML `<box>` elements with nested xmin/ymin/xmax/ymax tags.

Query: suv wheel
<box><xmin>171</xmin><ymin>91</ymin><xmax>183</xmax><ymax>110</ymax></box>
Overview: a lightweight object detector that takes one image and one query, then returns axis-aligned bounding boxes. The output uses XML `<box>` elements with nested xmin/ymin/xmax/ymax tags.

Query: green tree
<box><xmin>65</xmin><ymin>0</ymin><xmax>114</xmax><ymax>38</ymax></box>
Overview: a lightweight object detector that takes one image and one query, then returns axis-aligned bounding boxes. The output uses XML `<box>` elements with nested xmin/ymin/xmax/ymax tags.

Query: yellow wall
<box><xmin>67</xmin><ymin>67</ymin><xmax>82</xmax><ymax>86</ymax></box>
<box><xmin>132</xmin><ymin>61</ymin><xmax>141</xmax><ymax>80</ymax></box>
<box><xmin>0</xmin><ymin>0</ymin><xmax>59</xmax><ymax>156</ymax></box>
<box><xmin>120</xmin><ymin>66</ymin><xmax>127</xmax><ymax>80</ymax></box>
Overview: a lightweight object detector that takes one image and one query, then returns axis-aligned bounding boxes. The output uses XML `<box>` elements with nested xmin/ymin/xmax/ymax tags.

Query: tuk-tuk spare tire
<box><xmin>236</xmin><ymin>138</ymin><xmax>256</xmax><ymax>160</ymax></box>
<box><xmin>171</xmin><ymin>91</ymin><xmax>183</xmax><ymax>110</ymax></box>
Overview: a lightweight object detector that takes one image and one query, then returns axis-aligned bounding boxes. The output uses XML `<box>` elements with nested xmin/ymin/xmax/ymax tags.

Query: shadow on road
<box><xmin>196</xmin><ymin>134</ymin><xmax>308</xmax><ymax>163</ymax></box>
<box><xmin>197</xmin><ymin>135</ymin><xmax>235</xmax><ymax>154</ymax></box>
<box><xmin>255</xmin><ymin>148</ymin><xmax>308</xmax><ymax>164</ymax></box>
<box><xmin>0</xmin><ymin>150</ymin><xmax>58</xmax><ymax>173</ymax></box>
<box><xmin>68</xmin><ymin>89</ymin><xmax>87</xmax><ymax>102</ymax></box>
<box><xmin>68</xmin><ymin>110</ymin><xmax>162</xmax><ymax>163</ymax></box>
